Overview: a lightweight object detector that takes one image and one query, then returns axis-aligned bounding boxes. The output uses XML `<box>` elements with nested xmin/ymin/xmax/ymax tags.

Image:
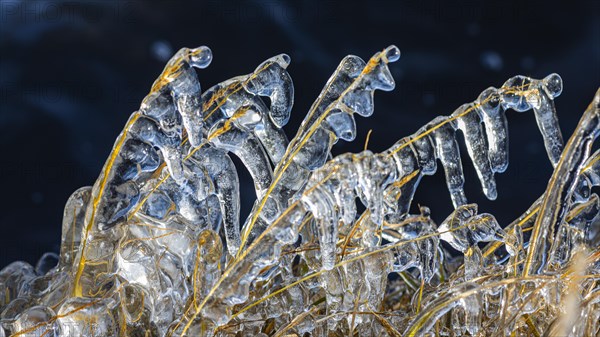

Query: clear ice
<box><xmin>1</xmin><ymin>44</ymin><xmax>600</xmax><ymax>337</ymax></box>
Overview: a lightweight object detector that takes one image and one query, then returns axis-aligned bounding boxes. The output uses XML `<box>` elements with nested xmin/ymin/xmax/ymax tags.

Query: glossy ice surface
<box><xmin>1</xmin><ymin>45</ymin><xmax>599</xmax><ymax>337</ymax></box>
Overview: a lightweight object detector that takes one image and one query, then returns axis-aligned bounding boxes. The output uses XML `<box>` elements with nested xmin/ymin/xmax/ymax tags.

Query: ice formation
<box><xmin>1</xmin><ymin>45</ymin><xmax>600</xmax><ymax>337</ymax></box>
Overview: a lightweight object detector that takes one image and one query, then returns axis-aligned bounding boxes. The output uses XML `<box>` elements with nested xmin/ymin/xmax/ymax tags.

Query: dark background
<box><xmin>1</xmin><ymin>0</ymin><xmax>598</xmax><ymax>268</ymax></box>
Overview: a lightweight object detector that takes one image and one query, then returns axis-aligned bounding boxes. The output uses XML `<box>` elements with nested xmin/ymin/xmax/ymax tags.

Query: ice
<box><xmin>411</xmin><ymin>131</ymin><xmax>437</xmax><ymax>175</ymax></box>
<box><xmin>404</xmin><ymin>283</ymin><xmax>480</xmax><ymax>336</ymax></box>
<box><xmin>2</xmin><ymin>43</ymin><xmax>599</xmax><ymax>337</ymax></box>
<box><xmin>501</xmin><ymin>74</ymin><xmax>564</xmax><ymax>166</ymax></box>
<box><xmin>525</xmin><ymin>88</ymin><xmax>600</xmax><ymax>276</ymax></box>
<box><xmin>253</xmin><ymin>101</ymin><xmax>290</xmax><ymax>163</ymax></box>
<box><xmin>59</xmin><ymin>187</ymin><xmax>90</xmax><ymax>269</ymax></box>
<box><xmin>89</xmin><ymin>48</ymin><xmax>217</xmax><ymax>231</ymax></box>
<box><xmin>11</xmin><ymin>306</ymin><xmax>56</xmax><ymax>337</ymax></box>
<box><xmin>293</xmin><ymin>125</ymin><xmax>333</xmax><ymax>171</ymax></box>
<box><xmin>325</xmin><ymin>110</ymin><xmax>357</xmax><ymax>141</ymax></box>
<box><xmin>438</xmin><ymin>204</ymin><xmax>478</xmax><ymax>252</ymax></box>
<box><xmin>34</xmin><ymin>253</ymin><xmax>58</xmax><ymax>275</ymax></box>
<box><xmin>301</xmin><ymin>172</ymin><xmax>343</xmax><ymax>270</ymax></box>
<box><xmin>431</xmin><ymin>116</ymin><xmax>468</xmax><ymax>207</ymax></box>
<box><xmin>379</xmin><ymin>74</ymin><xmax>565</xmax><ymax>215</ymax></box>
<box><xmin>438</xmin><ymin>206</ymin><xmax>505</xmax><ymax>253</ymax></box>
<box><xmin>189</xmin><ymin>146</ymin><xmax>241</xmax><ymax>255</ymax></box>
<box><xmin>194</xmin><ymin>229</ymin><xmax>223</xmax><ymax>297</ymax></box>
<box><xmin>464</xmin><ymin>246</ymin><xmax>482</xmax><ymax>279</ymax></box>
<box><xmin>239</xmin><ymin>46</ymin><xmax>400</xmax><ymax>251</ymax></box>
<box><xmin>169</xmin><ymin>61</ymin><xmax>204</xmax><ymax>148</ymax></box>
<box><xmin>0</xmin><ymin>262</ymin><xmax>36</xmax><ymax>308</ymax></box>
<box><xmin>209</xmin><ymin>119</ymin><xmax>274</xmax><ymax>198</ymax></box>
<box><xmin>243</xmin><ymin>54</ymin><xmax>294</xmax><ymax>128</ymax></box>
<box><xmin>56</xmin><ymin>298</ymin><xmax>117</xmax><ymax>337</ymax></box>
<box><xmin>462</xmin><ymin>292</ymin><xmax>482</xmax><ymax>335</ymax></box>
<box><xmin>387</xmin><ymin>137</ymin><xmax>423</xmax><ymax>215</ymax></box>
<box><xmin>201</xmin><ymin>55</ymin><xmax>292</xmax><ymax>164</ymax></box>
<box><xmin>384</xmin><ymin>208</ymin><xmax>439</xmax><ymax>281</ymax></box>
<box><xmin>533</xmin><ymin>74</ymin><xmax>565</xmax><ymax>166</ymax></box>
<box><xmin>390</xmin><ymin>242</ymin><xmax>419</xmax><ymax>273</ymax></box>
<box><xmin>156</xmin><ymin>46</ymin><xmax>212</xmax><ymax>148</ymax></box>
<box><xmin>477</xmin><ymin>87</ymin><xmax>509</xmax><ymax>173</ymax></box>
<box><xmin>453</xmin><ymin>103</ymin><xmax>497</xmax><ymax>200</ymax></box>
<box><xmin>567</xmin><ymin>194</ymin><xmax>599</xmax><ymax>244</ymax></box>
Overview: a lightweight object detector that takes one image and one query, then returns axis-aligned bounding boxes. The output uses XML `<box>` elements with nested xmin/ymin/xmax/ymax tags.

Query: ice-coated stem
<box><xmin>525</xmin><ymin>88</ymin><xmax>600</xmax><ymax>276</ymax></box>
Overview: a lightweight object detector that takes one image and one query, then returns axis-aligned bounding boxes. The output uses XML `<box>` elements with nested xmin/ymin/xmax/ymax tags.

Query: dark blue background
<box><xmin>1</xmin><ymin>0</ymin><xmax>598</xmax><ymax>267</ymax></box>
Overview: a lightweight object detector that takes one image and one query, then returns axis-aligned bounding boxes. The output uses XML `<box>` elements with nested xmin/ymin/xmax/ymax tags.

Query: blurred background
<box><xmin>0</xmin><ymin>0</ymin><xmax>598</xmax><ymax>267</ymax></box>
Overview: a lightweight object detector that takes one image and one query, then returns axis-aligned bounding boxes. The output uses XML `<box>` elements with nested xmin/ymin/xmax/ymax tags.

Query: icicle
<box><xmin>453</xmin><ymin>103</ymin><xmax>497</xmax><ymax>200</ymax></box>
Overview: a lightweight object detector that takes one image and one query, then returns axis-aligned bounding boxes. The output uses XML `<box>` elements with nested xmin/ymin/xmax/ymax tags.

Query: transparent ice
<box><xmin>1</xmin><ymin>44</ymin><xmax>600</xmax><ymax>337</ymax></box>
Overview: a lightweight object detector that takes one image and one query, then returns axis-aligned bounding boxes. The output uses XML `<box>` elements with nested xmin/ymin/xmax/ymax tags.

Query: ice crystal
<box><xmin>1</xmin><ymin>45</ymin><xmax>600</xmax><ymax>337</ymax></box>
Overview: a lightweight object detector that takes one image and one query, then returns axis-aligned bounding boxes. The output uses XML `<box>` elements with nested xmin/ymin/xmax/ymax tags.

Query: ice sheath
<box><xmin>1</xmin><ymin>45</ymin><xmax>600</xmax><ymax>337</ymax></box>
